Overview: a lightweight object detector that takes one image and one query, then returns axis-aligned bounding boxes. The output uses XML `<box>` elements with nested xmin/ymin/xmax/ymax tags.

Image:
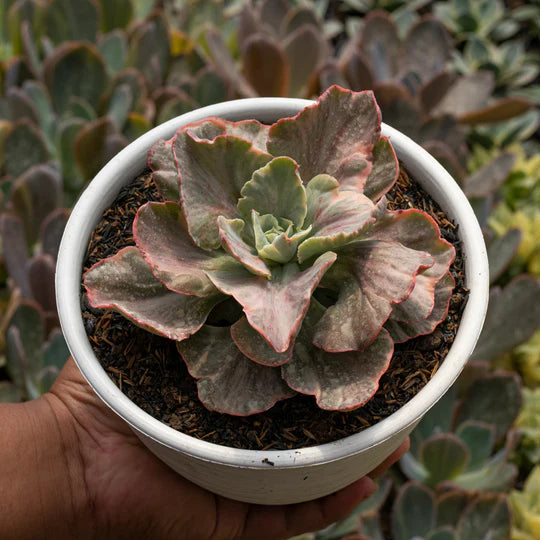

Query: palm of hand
<box><xmin>49</xmin><ymin>359</ymin><xmax>406</xmax><ymax>540</ymax></box>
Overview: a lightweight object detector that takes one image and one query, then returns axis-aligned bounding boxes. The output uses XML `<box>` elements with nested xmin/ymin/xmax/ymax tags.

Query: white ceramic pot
<box><xmin>56</xmin><ymin>98</ymin><xmax>489</xmax><ymax>505</ymax></box>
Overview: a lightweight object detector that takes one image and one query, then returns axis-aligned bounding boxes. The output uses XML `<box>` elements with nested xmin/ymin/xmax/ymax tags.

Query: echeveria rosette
<box><xmin>84</xmin><ymin>85</ymin><xmax>456</xmax><ymax>416</ymax></box>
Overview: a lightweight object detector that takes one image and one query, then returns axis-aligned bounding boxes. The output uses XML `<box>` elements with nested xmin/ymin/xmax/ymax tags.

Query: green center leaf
<box><xmin>251</xmin><ymin>211</ymin><xmax>312</xmax><ymax>264</ymax></box>
<box><xmin>237</xmin><ymin>156</ymin><xmax>307</xmax><ymax>228</ymax></box>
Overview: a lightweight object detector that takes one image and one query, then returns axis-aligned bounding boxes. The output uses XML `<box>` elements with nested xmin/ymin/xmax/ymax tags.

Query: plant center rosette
<box><xmin>84</xmin><ymin>86</ymin><xmax>456</xmax><ymax>416</ymax></box>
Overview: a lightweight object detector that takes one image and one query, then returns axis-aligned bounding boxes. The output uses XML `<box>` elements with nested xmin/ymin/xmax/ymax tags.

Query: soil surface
<box><xmin>81</xmin><ymin>167</ymin><xmax>467</xmax><ymax>450</ymax></box>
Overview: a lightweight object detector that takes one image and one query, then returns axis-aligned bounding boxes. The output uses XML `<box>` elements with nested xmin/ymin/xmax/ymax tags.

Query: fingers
<box><xmin>368</xmin><ymin>437</ymin><xmax>410</xmax><ymax>479</ymax></box>
<box><xmin>240</xmin><ymin>476</ymin><xmax>376</xmax><ymax>540</ymax></box>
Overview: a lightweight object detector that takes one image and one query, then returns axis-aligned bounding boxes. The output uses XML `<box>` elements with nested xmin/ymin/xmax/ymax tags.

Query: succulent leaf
<box><xmin>242</xmin><ymin>33</ymin><xmax>289</xmax><ymax>97</ymax></box>
<box><xmin>217</xmin><ymin>217</ymin><xmax>271</xmax><ymax>277</ymax></box>
<box><xmin>471</xmin><ymin>276</ymin><xmax>540</xmax><ymax>361</ymax></box>
<box><xmin>298</xmin><ymin>174</ymin><xmax>376</xmax><ymax>263</ymax></box>
<box><xmin>402</xmin><ymin>17</ymin><xmax>451</xmax><ymax>85</ymax></box>
<box><xmin>431</xmin><ymin>71</ymin><xmax>495</xmax><ymax>119</ymax></box>
<box><xmin>74</xmin><ymin>116</ymin><xmax>127</xmax><ymax>181</ymax></box>
<box><xmin>184</xmin><ymin>117</ymin><xmax>227</xmax><ymax>141</ymax></box>
<box><xmin>260</xmin><ymin>0</ymin><xmax>289</xmax><ymax>33</ymax></box>
<box><xmin>84</xmin><ymin>247</ymin><xmax>223</xmax><ymax>341</ymax></box>
<box><xmin>363</xmin><ymin>137</ymin><xmax>399</xmax><ymax>202</ymax></box>
<box><xmin>3</xmin><ymin>119</ymin><xmax>49</xmax><ymax>178</ymax></box>
<box><xmin>134</xmin><ymin>202</ymin><xmax>236</xmax><ymax>296</ymax></box>
<box><xmin>487</xmin><ymin>228</ymin><xmax>522</xmax><ymax>284</ymax></box>
<box><xmin>436</xmin><ymin>491</ymin><xmax>470</xmax><ymax>529</ymax></box>
<box><xmin>283</xmin><ymin>25</ymin><xmax>325</xmax><ymax>98</ymax></box>
<box><xmin>420</xmin><ymin>434</ymin><xmax>471</xmax><ymax>486</ymax></box>
<box><xmin>280</xmin><ymin>7</ymin><xmax>319</xmax><ymax>36</ymax></box>
<box><xmin>267</xmin><ymin>85</ymin><xmax>381</xmax><ymax>190</ymax></box>
<box><xmin>42</xmin><ymin>329</ymin><xmax>70</xmax><ymax>377</ymax></box>
<box><xmin>205</xmin><ymin>27</ymin><xmax>257</xmax><ymax>99</ymax></box>
<box><xmin>314</xmin><ymin>241</ymin><xmax>433</xmax><ymax>352</ymax></box>
<box><xmin>147</xmin><ymin>138</ymin><xmax>179</xmax><ymax>201</ymax></box>
<box><xmin>237</xmin><ymin>3</ymin><xmax>258</xmax><ymax>52</ymax></box>
<box><xmin>455</xmin><ymin>421</ymin><xmax>496</xmax><ymax>470</ymax></box>
<box><xmin>127</xmin><ymin>11</ymin><xmax>169</xmax><ymax>89</ymax></box>
<box><xmin>463</xmin><ymin>152</ymin><xmax>516</xmax><ymax>199</ymax></box>
<box><xmin>253</xmin><ymin>214</ymin><xmax>312</xmax><ymax>264</ymax></box>
<box><xmin>5</xmin><ymin>300</ymin><xmax>45</xmax><ymax>399</ymax></box>
<box><xmin>222</xmin><ymin>120</ymin><xmax>270</xmax><ymax>153</ymax></box>
<box><xmin>237</xmin><ymin>157</ymin><xmax>307</xmax><ymax>228</ymax></box>
<box><xmin>206</xmin><ymin>251</ymin><xmax>337</xmax><ymax>353</ymax></box>
<box><xmin>97</xmin><ymin>0</ymin><xmax>133</xmax><ymax>32</ymax></box>
<box><xmin>40</xmin><ymin>208</ymin><xmax>69</xmax><ymax>260</ymax></box>
<box><xmin>386</xmin><ymin>272</ymin><xmax>455</xmax><ymax>343</ymax></box>
<box><xmin>420</xmin><ymin>71</ymin><xmax>456</xmax><ymax>114</ymax></box>
<box><xmin>174</xmin><ymin>129</ymin><xmax>272</xmax><ymax>250</ymax></box>
<box><xmin>391</xmin><ymin>482</ymin><xmax>436</xmax><ymax>540</ymax></box>
<box><xmin>0</xmin><ymin>213</ymin><xmax>31</xmax><ymax>298</ymax></box>
<box><xmin>57</xmin><ymin>118</ymin><xmax>85</xmax><ymax>192</ymax></box>
<box><xmin>456</xmin><ymin>496</ymin><xmax>511</xmax><ymax>540</ymax></box>
<box><xmin>231</xmin><ymin>316</ymin><xmax>293</xmax><ymax>367</ymax></box>
<box><xmin>282</xmin><ymin>300</ymin><xmax>393</xmax><ymax>410</ymax></box>
<box><xmin>455</xmin><ymin>373</ymin><xmax>522</xmax><ymax>441</ymax></box>
<box><xmin>11</xmin><ymin>164</ymin><xmax>61</xmax><ymax>246</ymax></box>
<box><xmin>45</xmin><ymin>0</ymin><xmax>98</xmax><ymax>44</ymax></box>
<box><xmin>43</xmin><ymin>42</ymin><xmax>108</xmax><ymax>115</ymax></box>
<box><xmin>361</xmin><ymin>11</ymin><xmax>400</xmax><ymax>82</ymax></box>
<box><xmin>107</xmin><ymin>83</ymin><xmax>133</xmax><ymax>130</ymax></box>
<box><xmin>342</xmin><ymin>50</ymin><xmax>375</xmax><ymax>92</ymax></box>
<box><xmin>193</xmin><ymin>67</ymin><xmax>228</xmax><ymax>108</ymax></box>
<box><xmin>370</xmin><ymin>209</ymin><xmax>455</xmax><ymax>323</ymax></box>
<box><xmin>6</xmin><ymin>86</ymin><xmax>39</xmax><ymax>125</ymax></box>
<box><xmin>28</xmin><ymin>254</ymin><xmax>56</xmax><ymax>313</ymax></box>
<box><xmin>177</xmin><ymin>325</ymin><xmax>295</xmax><ymax>416</ymax></box>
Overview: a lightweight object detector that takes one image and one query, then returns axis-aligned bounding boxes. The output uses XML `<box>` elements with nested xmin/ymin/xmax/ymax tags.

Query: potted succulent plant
<box><xmin>56</xmin><ymin>86</ymin><xmax>489</xmax><ymax>505</ymax></box>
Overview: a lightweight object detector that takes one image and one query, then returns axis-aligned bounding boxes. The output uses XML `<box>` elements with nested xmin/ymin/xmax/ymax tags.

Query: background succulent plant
<box><xmin>391</xmin><ymin>482</ymin><xmax>512</xmax><ymax>540</ymax></box>
<box><xmin>400</xmin><ymin>369</ymin><xmax>522</xmax><ymax>491</ymax></box>
<box><xmin>509</xmin><ymin>465</ymin><xmax>540</xmax><ymax>540</ymax></box>
<box><xmin>84</xmin><ymin>86</ymin><xmax>455</xmax><ymax>415</ymax></box>
<box><xmin>325</xmin><ymin>9</ymin><xmax>534</xmax><ymax>184</ymax></box>
<box><xmin>198</xmin><ymin>0</ymin><xmax>331</xmax><ymax>99</ymax></box>
<box><xmin>514</xmin><ymin>388</ymin><xmax>540</xmax><ymax>469</ymax></box>
<box><xmin>4</xmin><ymin>300</ymin><xmax>69</xmax><ymax>400</ymax></box>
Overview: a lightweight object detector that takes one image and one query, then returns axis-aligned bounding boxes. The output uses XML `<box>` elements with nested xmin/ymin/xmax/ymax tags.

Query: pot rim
<box><xmin>56</xmin><ymin>97</ymin><xmax>489</xmax><ymax>469</ymax></box>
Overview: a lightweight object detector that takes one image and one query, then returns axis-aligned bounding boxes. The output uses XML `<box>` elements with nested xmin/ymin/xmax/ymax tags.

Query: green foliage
<box><xmin>433</xmin><ymin>0</ymin><xmax>516</xmax><ymax>42</ymax></box>
<box><xmin>333</xmin><ymin>9</ymin><xmax>532</xmax><ymax>183</ymax></box>
<box><xmin>392</xmin><ymin>483</ymin><xmax>511</xmax><ymax>540</ymax></box>
<box><xmin>471</xmin><ymin>277</ymin><xmax>540</xmax><ymax>364</ymax></box>
<box><xmin>509</xmin><ymin>466</ymin><xmax>540</xmax><ymax>540</ymax></box>
<box><xmin>0</xmin><ymin>380</ymin><xmax>22</xmax><ymax>402</ymax></box>
<box><xmin>5</xmin><ymin>301</ymin><xmax>70</xmax><ymax>400</ymax></box>
<box><xmin>198</xmin><ymin>0</ymin><xmax>330</xmax><ymax>98</ymax></box>
<box><xmin>401</xmin><ymin>372</ymin><xmax>521</xmax><ymax>492</ymax></box>
<box><xmin>434</xmin><ymin>0</ymin><xmax>539</xmax><ymax>105</ymax></box>
<box><xmin>489</xmin><ymin>206</ymin><xmax>540</xmax><ymax>278</ymax></box>
<box><xmin>514</xmin><ymin>387</ymin><xmax>540</xmax><ymax>467</ymax></box>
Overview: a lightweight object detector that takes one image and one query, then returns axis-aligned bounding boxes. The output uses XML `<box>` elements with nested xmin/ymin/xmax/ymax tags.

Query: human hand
<box><xmin>8</xmin><ymin>358</ymin><xmax>409</xmax><ymax>540</ymax></box>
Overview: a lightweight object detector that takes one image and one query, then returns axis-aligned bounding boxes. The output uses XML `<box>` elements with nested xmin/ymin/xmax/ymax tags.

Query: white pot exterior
<box><xmin>56</xmin><ymin>98</ymin><xmax>489</xmax><ymax>505</ymax></box>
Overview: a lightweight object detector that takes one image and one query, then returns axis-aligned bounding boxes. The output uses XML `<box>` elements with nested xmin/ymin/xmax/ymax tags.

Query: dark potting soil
<box><xmin>81</xmin><ymin>168</ymin><xmax>467</xmax><ymax>451</ymax></box>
